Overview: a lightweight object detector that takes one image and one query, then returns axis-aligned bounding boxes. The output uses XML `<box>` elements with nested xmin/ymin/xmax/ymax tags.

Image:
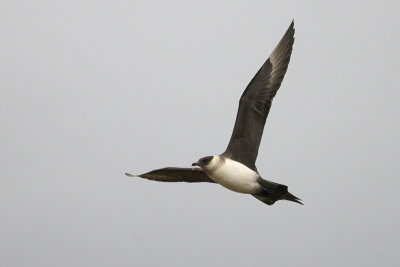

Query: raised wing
<box><xmin>223</xmin><ymin>21</ymin><xmax>295</xmax><ymax>171</ymax></box>
<box><xmin>125</xmin><ymin>167</ymin><xmax>215</xmax><ymax>183</ymax></box>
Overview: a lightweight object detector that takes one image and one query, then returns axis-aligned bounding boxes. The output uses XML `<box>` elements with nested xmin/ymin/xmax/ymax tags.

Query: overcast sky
<box><xmin>1</xmin><ymin>1</ymin><xmax>399</xmax><ymax>266</ymax></box>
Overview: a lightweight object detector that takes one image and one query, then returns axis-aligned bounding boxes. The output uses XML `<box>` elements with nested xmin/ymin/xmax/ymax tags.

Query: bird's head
<box><xmin>192</xmin><ymin>156</ymin><xmax>219</xmax><ymax>171</ymax></box>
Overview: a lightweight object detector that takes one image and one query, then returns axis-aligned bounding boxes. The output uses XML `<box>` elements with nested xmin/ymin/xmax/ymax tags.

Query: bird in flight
<box><xmin>126</xmin><ymin>21</ymin><xmax>302</xmax><ymax>205</ymax></box>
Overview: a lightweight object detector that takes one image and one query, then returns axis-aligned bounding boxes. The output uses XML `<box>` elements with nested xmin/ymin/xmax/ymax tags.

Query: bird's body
<box><xmin>204</xmin><ymin>156</ymin><xmax>260</xmax><ymax>194</ymax></box>
<box><xmin>126</xmin><ymin>21</ymin><xmax>303</xmax><ymax>206</ymax></box>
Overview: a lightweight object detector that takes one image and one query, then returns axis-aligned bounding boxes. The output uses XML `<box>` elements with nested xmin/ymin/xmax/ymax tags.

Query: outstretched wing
<box><xmin>223</xmin><ymin>21</ymin><xmax>295</xmax><ymax>171</ymax></box>
<box><xmin>125</xmin><ymin>167</ymin><xmax>215</xmax><ymax>183</ymax></box>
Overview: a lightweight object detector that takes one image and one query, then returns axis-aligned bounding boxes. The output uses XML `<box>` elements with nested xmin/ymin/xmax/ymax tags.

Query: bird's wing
<box><xmin>223</xmin><ymin>21</ymin><xmax>295</xmax><ymax>171</ymax></box>
<box><xmin>125</xmin><ymin>167</ymin><xmax>215</xmax><ymax>183</ymax></box>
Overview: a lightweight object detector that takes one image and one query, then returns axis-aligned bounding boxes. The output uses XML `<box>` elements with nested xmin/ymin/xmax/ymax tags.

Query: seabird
<box><xmin>126</xmin><ymin>21</ymin><xmax>302</xmax><ymax>205</ymax></box>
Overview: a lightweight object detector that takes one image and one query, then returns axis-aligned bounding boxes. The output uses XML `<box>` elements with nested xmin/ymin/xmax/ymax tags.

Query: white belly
<box><xmin>208</xmin><ymin>158</ymin><xmax>260</xmax><ymax>194</ymax></box>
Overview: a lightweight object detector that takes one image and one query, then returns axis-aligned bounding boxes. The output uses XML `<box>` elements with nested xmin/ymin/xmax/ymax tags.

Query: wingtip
<box><xmin>125</xmin><ymin>172</ymin><xmax>137</xmax><ymax>177</ymax></box>
<box><xmin>290</xmin><ymin>19</ymin><xmax>295</xmax><ymax>32</ymax></box>
<box><xmin>278</xmin><ymin>20</ymin><xmax>294</xmax><ymax>42</ymax></box>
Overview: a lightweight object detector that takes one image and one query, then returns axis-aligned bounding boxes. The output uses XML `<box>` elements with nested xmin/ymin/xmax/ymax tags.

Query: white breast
<box><xmin>208</xmin><ymin>158</ymin><xmax>260</xmax><ymax>194</ymax></box>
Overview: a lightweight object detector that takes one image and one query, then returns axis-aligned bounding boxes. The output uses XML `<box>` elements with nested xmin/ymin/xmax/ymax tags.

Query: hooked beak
<box><xmin>192</xmin><ymin>162</ymin><xmax>199</xmax><ymax>166</ymax></box>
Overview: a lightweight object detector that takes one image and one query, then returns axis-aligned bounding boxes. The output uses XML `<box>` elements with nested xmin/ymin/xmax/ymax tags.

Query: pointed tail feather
<box><xmin>283</xmin><ymin>191</ymin><xmax>303</xmax><ymax>205</ymax></box>
<box><xmin>253</xmin><ymin>177</ymin><xmax>303</xmax><ymax>205</ymax></box>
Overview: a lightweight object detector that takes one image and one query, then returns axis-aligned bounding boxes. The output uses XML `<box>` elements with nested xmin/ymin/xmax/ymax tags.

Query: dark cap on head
<box><xmin>192</xmin><ymin>156</ymin><xmax>213</xmax><ymax>167</ymax></box>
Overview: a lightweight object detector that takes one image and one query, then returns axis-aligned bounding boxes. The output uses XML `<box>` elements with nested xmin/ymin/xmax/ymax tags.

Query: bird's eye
<box><xmin>202</xmin><ymin>157</ymin><xmax>212</xmax><ymax>165</ymax></box>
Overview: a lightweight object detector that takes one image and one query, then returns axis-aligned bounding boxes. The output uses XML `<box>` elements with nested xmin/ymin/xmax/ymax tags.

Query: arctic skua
<box><xmin>126</xmin><ymin>21</ymin><xmax>302</xmax><ymax>205</ymax></box>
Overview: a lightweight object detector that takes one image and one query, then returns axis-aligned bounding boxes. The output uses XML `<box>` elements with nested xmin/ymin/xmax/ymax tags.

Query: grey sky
<box><xmin>1</xmin><ymin>0</ymin><xmax>399</xmax><ymax>266</ymax></box>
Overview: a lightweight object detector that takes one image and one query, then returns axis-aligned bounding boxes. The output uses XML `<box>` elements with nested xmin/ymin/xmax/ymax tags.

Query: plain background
<box><xmin>1</xmin><ymin>1</ymin><xmax>399</xmax><ymax>266</ymax></box>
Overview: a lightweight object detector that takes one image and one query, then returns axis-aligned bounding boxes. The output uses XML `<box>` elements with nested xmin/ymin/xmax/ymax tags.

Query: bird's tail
<box><xmin>252</xmin><ymin>178</ymin><xmax>303</xmax><ymax>205</ymax></box>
